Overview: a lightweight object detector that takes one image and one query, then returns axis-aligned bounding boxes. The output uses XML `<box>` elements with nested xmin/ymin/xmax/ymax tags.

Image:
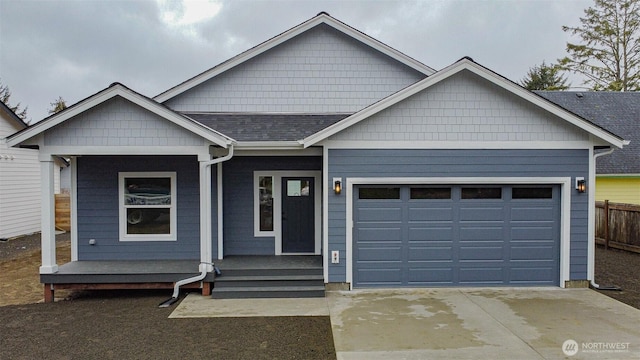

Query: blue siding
<box><xmin>327</xmin><ymin>149</ymin><xmax>590</xmax><ymax>283</ymax></box>
<box><xmin>222</xmin><ymin>156</ymin><xmax>321</xmax><ymax>255</ymax></box>
<box><xmin>77</xmin><ymin>156</ymin><xmax>208</xmax><ymax>260</ymax></box>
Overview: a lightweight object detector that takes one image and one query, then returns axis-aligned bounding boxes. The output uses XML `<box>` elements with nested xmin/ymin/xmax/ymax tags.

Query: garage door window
<box><xmin>359</xmin><ymin>187</ymin><xmax>400</xmax><ymax>199</ymax></box>
<box><xmin>512</xmin><ymin>187</ymin><xmax>553</xmax><ymax>199</ymax></box>
<box><xmin>410</xmin><ymin>187</ymin><xmax>451</xmax><ymax>199</ymax></box>
<box><xmin>461</xmin><ymin>187</ymin><xmax>502</xmax><ymax>199</ymax></box>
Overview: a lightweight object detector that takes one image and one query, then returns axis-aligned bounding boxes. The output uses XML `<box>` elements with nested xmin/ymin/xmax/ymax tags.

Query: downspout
<box><xmin>589</xmin><ymin>147</ymin><xmax>620</xmax><ymax>290</ymax></box>
<box><xmin>159</xmin><ymin>145</ymin><xmax>234</xmax><ymax>307</ymax></box>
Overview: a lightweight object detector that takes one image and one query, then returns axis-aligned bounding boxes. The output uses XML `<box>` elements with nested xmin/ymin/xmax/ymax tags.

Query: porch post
<box><xmin>39</xmin><ymin>156</ymin><xmax>58</xmax><ymax>273</ymax></box>
<box><xmin>199</xmin><ymin>157</ymin><xmax>213</xmax><ymax>272</ymax></box>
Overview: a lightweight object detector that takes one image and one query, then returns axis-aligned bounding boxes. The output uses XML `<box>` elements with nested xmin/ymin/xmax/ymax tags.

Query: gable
<box><xmin>0</xmin><ymin>104</ymin><xmax>26</xmax><ymax>139</ymax></box>
<box><xmin>44</xmin><ymin>96</ymin><xmax>208</xmax><ymax>147</ymax></box>
<box><xmin>163</xmin><ymin>24</ymin><xmax>426</xmax><ymax>113</ymax></box>
<box><xmin>327</xmin><ymin>70</ymin><xmax>591</xmax><ymax>145</ymax></box>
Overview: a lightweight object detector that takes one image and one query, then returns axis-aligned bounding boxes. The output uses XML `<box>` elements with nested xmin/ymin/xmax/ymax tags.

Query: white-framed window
<box><xmin>254</xmin><ymin>172</ymin><xmax>275</xmax><ymax>237</ymax></box>
<box><xmin>119</xmin><ymin>172</ymin><xmax>177</xmax><ymax>241</ymax></box>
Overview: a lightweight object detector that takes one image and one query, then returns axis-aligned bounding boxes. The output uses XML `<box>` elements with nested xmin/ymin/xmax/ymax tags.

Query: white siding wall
<box><xmin>45</xmin><ymin>96</ymin><xmax>206</xmax><ymax>147</ymax></box>
<box><xmin>164</xmin><ymin>24</ymin><xmax>426</xmax><ymax>113</ymax></box>
<box><xmin>329</xmin><ymin>70</ymin><xmax>590</xmax><ymax>143</ymax></box>
<box><xmin>0</xmin><ymin>115</ymin><xmax>41</xmax><ymax>238</ymax></box>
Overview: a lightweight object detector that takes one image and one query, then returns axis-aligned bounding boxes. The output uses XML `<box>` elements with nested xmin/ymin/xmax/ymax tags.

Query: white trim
<box><xmin>154</xmin><ymin>13</ymin><xmax>434</xmax><ymax>103</ymax></box>
<box><xmin>253</xmin><ymin>170</ymin><xmax>322</xmax><ymax>255</ymax></box>
<box><xmin>319</xmin><ymin>140</ymin><xmax>597</xmax><ymax>150</ymax></box>
<box><xmin>39</xmin><ymin>159</ymin><xmax>58</xmax><ymax>274</ymax></box>
<box><xmin>322</xmin><ymin>146</ymin><xmax>330</xmax><ymax>283</ymax></box>
<box><xmin>70</xmin><ymin>157</ymin><xmax>78</xmax><ymax>261</ymax></box>
<box><xmin>235</xmin><ymin>141</ymin><xmax>305</xmax><ymax>150</ymax></box>
<box><xmin>217</xmin><ymin>162</ymin><xmax>224</xmax><ymax>260</ymax></box>
<box><xmin>37</xmin><ymin>146</ymin><xmax>211</xmax><ymax>157</ymax></box>
<box><xmin>344</xmin><ymin>177</ymin><xmax>572</xmax><ymax>289</ymax></box>
<box><xmin>302</xmin><ymin>59</ymin><xmax>626</xmax><ymax>149</ymax></box>
<box><xmin>587</xmin><ymin>147</ymin><xmax>595</xmax><ymax>284</ymax></box>
<box><xmin>596</xmin><ymin>173</ymin><xmax>640</xmax><ymax>178</ymax></box>
<box><xmin>7</xmin><ymin>83</ymin><xmax>234</xmax><ymax>148</ymax></box>
<box><xmin>253</xmin><ymin>173</ymin><xmax>276</xmax><ymax>238</ymax></box>
<box><xmin>118</xmin><ymin>172</ymin><xmax>177</xmax><ymax>242</ymax></box>
<box><xmin>236</xmin><ymin>148</ymin><xmax>323</xmax><ymax>157</ymax></box>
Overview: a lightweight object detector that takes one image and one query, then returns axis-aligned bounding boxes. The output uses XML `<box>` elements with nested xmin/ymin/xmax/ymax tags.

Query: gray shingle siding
<box><xmin>327</xmin><ymin>149</ymin><xmax>590</xmax><ymax>282</ymax></box>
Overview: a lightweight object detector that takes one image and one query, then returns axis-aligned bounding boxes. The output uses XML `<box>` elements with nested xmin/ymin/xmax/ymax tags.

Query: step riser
<box><xmin>212</xmin><ymin>290</ymin><xmax>325</xmax><ymax>299</ymax></box>
<box><xmin>219</xmin><ymin>269</ymin><xmax>322</xmax><ymax>277</ymax></box>
<box><xmin>215</xmin><ymin>280</ymin><xmax>323</xmax><ymax>288</ymax></box>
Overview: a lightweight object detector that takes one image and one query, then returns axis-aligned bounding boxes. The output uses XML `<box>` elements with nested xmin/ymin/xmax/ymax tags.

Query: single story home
<box><xmin>7</xmin><ymin>13</ymin><xmax>627</xmax><ymax>301</ymax></box>
<box><xmin>537</xmin><ymin>91</ymin><xmax>639</xmax><ymax>205</ymax></box>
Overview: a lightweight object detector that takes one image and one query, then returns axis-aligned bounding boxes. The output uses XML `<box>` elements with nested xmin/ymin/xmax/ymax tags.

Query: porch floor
<box><xmin>215</xmin><ymin>255</ymin><xmax>322</xmax><ymax>270</ymax></box>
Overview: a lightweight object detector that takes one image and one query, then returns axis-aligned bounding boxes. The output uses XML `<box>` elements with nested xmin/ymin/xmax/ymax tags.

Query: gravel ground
<box><xmin>1</xmin><ymin>234</ymin><xmax>639</xmax><ymax>359</ymax></box>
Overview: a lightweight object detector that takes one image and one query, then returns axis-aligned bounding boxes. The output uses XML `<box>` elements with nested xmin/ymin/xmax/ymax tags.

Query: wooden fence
<box><xmin>55</xmin><ymin>194</ymin><xmax>71</xmax><ymax>231</ymax></box>
<box><xmin>595</xmin><ymin>200</ymin><xmax>640</xmax><ymax>254</ymax></box>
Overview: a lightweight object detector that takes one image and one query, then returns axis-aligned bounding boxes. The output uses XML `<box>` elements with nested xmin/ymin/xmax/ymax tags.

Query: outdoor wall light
<box><xmin>333</xmin><ymin>178</ymin><xmax>342</xmax><ymax>195</ymax></box>
<box><xmin>576</xmin><ymin>177</ymin><xmax>586</xmax><ymax>193</ymax></box>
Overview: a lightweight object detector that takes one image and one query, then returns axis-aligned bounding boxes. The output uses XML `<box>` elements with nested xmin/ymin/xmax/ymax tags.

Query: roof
<box><xmin>302</xmin><ymin>57</ymin><xmax>628</xmax><ymax>149</ymax></box>
<box><xmin>0</xmin><ymin>100</ymin><xmax>28</xmax><ymax>130</ymax></box>
<box><xmin>184</xmin><ymin>113</ymin><xmax>349</xmax><ymax>142</ymax></box>
<box><xmin>536</xmin><ymin>91</ymin><xmax>640</xmax><ymax>174</ymax></box>
<box><xmin>7</xmin><ymin>83</ymin><xmax>235</xmax><ymax>149</ymax></box>
<box><xmin>154</xmin><ymin>12</ymin><xmax>435</xmax><ymax>103</ymax></box>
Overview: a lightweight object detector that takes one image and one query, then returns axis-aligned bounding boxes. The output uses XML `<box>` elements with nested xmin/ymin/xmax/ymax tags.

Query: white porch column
<box><xmin>199</xmin><ymin>157</ymin><xmax>213</xmax><ymax>272</ymax></box>
<box><xmin>40</xmin><ymin>157</ymin><xmax>58</xmax><ymax>273</ymax></box>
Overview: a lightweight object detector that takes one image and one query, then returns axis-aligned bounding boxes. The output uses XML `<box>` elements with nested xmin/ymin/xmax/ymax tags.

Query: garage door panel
<box><xmin>408</xmin><ymin>227</ymin><xmax>453</xmax><ymax>241</ymax></box>
<box><xmin>459</xmin><ymin>226</ymin><xmax>504</xmax><ymax>241</ymax></box>
<box><xmin>357</xmin><ymin>207</ymin><xmax>402</xmax><ymax>222</ymax></box>
<box><xmin>460</xmin><ymin>207</ymin><xmax>503</xmax><ymax>221</ymax></box>
<box><xmin>408</xmin><ymin>207</ymin><xmax>453</xmax><ymax>221</ymax></box>
<box><xmin>354</xmin><ymin>184</ymin><xmax>560</xmax><ymax>288</ymax></box>
<box><xmin>459</xmin><ymin>246</ymin><xmax>504</xmax><ymax>260</ymax></box>
<box><xmin>408</xmin><ymin>246</ymin><xmax>453</xmax><ymax>261</ymax></box>
<box><xmin>357</xmin><ymin>246</ymin><xmax>403</xmax><ymax>262</ymax></box>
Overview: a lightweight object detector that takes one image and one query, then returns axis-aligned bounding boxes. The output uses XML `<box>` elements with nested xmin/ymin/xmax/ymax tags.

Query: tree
<box><xmin>521</xmin><ymin>61</ymin><xmax>570</xmax><ymax>90</ymax></box>
<box><xmin>559</xmin><ymin>0</ymin><xmax>640</xmax><ymax>91</ymax></box>
<box><xmin>48</xmin><ymin>96</ymin><xmax>67</xmax><ymax>115</ymax></box>
<box><xmin>0</xmin><ymin>80</ymin><xmax>28</xmax><ymax>120</ymax></box>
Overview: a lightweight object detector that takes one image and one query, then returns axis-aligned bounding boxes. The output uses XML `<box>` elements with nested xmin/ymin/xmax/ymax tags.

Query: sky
<box><xmin>0</xmin><ymin>0</ymin><xmax>592</xmax><ymax>123</ymax></box>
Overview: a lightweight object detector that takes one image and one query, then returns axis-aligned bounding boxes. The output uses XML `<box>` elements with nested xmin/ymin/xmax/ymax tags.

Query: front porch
<box><xmin>41</xmin><ymin>256</ymin><xmax>324</xmax><ymax>302</ymax></box>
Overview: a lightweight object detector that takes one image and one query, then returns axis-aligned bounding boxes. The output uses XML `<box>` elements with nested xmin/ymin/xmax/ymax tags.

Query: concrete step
<box><xmin>211</xmin><ymin>285</ymin><xmax>326</xmax><ymax>299</ymax></box>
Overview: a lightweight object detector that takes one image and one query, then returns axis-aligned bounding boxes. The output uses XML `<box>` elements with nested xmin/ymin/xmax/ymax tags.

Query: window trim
<box><xmin>118</xmin><ymin>172</ymin><xmax>177</xmax><ymax>242</ymax></box>
<box><xmin>255</xmin><ymin>174</ymin><xmax>276</xmax><ymax>236</ymax></box>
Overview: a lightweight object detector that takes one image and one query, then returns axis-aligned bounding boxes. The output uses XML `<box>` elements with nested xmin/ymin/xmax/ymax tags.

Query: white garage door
<box><xmin>353</xmin><ymin>185</ymin><xmax>560</xmax><ymax>287</ymax></box>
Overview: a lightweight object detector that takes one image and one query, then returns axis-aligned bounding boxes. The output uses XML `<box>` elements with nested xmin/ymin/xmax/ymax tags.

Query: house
<box><xmin>0</xmin><ymin>101</ymin><xmax>65</xmax><ymax>240</ymax></box>
<box><xmin>7</xmin><ymin>13</ymin><xmax>627</xmax><ymax>302</ymax></box>
<box><xmin>536</xmin><ymin>91</ymin><xmax>640</xmax><ymax>205</ymax></box>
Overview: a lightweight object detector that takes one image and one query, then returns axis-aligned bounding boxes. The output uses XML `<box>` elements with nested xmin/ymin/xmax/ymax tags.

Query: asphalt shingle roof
<box><xmin>536</xmin><ymin>91</ymin><xmax>640</xmax><ymax>174</ymax></box>
<box><xmin>183</xmin><ymin>113</ymin><xmax>350</xmax><ymax>142</ymax></box>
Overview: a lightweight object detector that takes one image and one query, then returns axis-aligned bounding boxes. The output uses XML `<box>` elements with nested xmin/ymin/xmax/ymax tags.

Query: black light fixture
<box><xmin>333</xmin><ymin>178</ymin><xmax>342</xmax><ymax>195</ymax></box>
<box><xmin>576</xmin><ymin>177</ymin><xmax>586</xmax><ymax>193</ymax></box>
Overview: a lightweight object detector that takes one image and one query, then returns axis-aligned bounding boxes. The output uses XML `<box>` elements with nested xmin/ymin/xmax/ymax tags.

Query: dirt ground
<box><xmin>0</xmin><ymin>234</ymin><xmax>336</xmax><ymax>359</ymax></box>
<box><xmin>1</xmin><ymin>234</ymin><xmax>639</xmax><ymax>359</ymax></box>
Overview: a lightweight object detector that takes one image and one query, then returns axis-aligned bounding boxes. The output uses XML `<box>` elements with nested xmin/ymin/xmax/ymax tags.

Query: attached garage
<box><xmin>353</xmin><ymin>184</ymin><xmax>560</xmax><ymax>287</ymax></box>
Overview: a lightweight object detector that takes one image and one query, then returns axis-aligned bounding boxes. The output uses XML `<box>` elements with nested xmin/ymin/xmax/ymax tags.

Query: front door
<box><xmin>282</xmin><ymin>177</ymin><xmax>315</xmax><ymax>253</ymax></box>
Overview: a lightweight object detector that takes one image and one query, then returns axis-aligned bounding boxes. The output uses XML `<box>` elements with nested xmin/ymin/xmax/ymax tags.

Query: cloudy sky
<box><xmin>0</xmin><ymin>0</ymin><xmax>592</xmax><ymax>123</ymax></box>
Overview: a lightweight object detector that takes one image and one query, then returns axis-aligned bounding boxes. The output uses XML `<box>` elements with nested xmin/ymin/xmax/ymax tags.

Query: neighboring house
<box><xmin>537</xmin><ymin>92</ymin><xmax>640</xmax><ymax>205</ymax></box>
<box><xmin>0</xmin><ymin>102</ymin><xmax>64</xmax><ymax>240</ymax></box>
<box><xmin>7</xmin><ymin>13</ymin><xmax>627</xmax><ymax>302</ymax></box>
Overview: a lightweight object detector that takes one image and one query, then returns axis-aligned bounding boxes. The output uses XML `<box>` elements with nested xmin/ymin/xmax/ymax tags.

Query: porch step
<box><xmin>211</xmin><ymin>261</ymin><xmax>325</xmax><ymax>299</ymax></box>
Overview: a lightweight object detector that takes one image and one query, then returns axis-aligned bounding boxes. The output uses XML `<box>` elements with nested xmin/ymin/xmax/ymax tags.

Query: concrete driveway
<box><xmin>327</xmin><ymin>288</ymin><xmax>640</xmax><ymax>359</ymax></box>
<box><xmin>172</xmin><ymin>288</ymin><xmax>640</xmax><ymax>359</ymax></box>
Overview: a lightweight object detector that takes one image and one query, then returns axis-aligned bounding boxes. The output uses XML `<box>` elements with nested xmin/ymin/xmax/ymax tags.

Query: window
<box><xmin>512</xmin><ymin>187</ymin><xmax>553</xmax><ymax>199</ymax></box>
<box><xmin>411</xmin><ymin>187</ymin><xmax>452</xmax><ymax>199</ymax></box>
<box><xmin>119</xmin><ymin>172</ymin><xmax>176</xmax><ymax>241</ymax></box>
<box><xmin>461</xmin><ymin>187</ymin><xmax>502</xmax><ymax>199</ymax></box>
<box><xmin>287</xmin><ymin>179</ymin><xmax>310</xmax><ymax>197</ymax></box>
<box><xmin>258</xmin><ymin>176</ymin><xmax>274</xmax><ymax>232</ymax></box>
<box><xmin>359</xmin><ymin>187</ymin><xmax>401</xmax><ymax>199</ymax></box>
